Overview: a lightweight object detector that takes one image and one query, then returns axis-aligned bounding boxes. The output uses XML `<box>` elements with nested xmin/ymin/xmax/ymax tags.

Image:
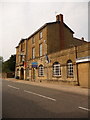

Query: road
<box><xmin>2</xmin><ymin>79</ymin><xmax>89</xmax><ymax>118</ymax></box>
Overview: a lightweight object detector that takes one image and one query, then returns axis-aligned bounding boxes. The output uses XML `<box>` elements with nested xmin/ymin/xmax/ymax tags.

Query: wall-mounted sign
<box><xmin>76</xmin><ymin>56</ymin><xmax>90</xmax><ymax>63</ymax></box>
<box><xmin>32</xmin><ymin>62</ymin><xmax>38</xmax><ymax>68</ymax></box>
<box><xmin>45</xmin><ymin>54</ymin><xmax>50</xmax><ymax>63</ymax></box>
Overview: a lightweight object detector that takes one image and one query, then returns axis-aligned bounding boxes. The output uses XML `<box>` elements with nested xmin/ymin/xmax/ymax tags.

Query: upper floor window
<box><xmin>67</xmin><ymin>60</ymin><xmax>73</xmax><ymax>77</ymax></box>
<box><xmin>21</xmin><ymin>42</ymin><xmax>25</xmax><ymax>51</ymax></box>
<box><xmin>32</xmin><ymin>37</ymin><xmax>35</xmax><ymax>44</ymax></box>
<box><xmin>38</xmin><ymin>65</ymin><xmax>44</xmax><ymax>76</ymax></box>
<box><xmin>32</xmin><ymin>47</ymin><xmax>35</xmax><ymax>59</ymax></box>
<box><xmin>39</xmin><ymin>44</ymin><xmax>42</xmax><ymax>57</ymax></box>
<box><xmin>53</xmin><ymin>62</ymin><xmax>61</xmax><ymax>77</ymax></box>
<box><xmin>20</xmin><ymin>55</ymin><xmax>25</xmax><ymax>62</ymax></box>
<box><xmin>39</xmin><ymin>32</ymin><xmax>42</xmax><ymax>39</ymax></box>
<box><xmin>20</xmin><ymin>55</ymin><xmax>23</xmax><ymax>62</ymax></box>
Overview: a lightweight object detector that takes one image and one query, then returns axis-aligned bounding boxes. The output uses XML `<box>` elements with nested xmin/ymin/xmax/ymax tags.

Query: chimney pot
<box><xmin>60</xmin><ymin>14</ymin><xmax>63</xmax><ymax>23</ymax></box>
<box><xmin>56</xmin><ymin>15</ymin><xmax>59</xmax><ymax>22</ymax></box>
<box><xmin>81</xmin><ymin>37</ymin><xmax>84</xmax><ymax>41</ymax></box>
<box><xmin>56</xmin><ymin>14</ymin><xmax>63</xmax><ymax>22</ymax></box>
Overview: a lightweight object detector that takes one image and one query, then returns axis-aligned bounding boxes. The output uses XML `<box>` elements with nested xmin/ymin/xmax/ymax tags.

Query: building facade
<box><xmin>15</xmin><ymin>14</ymin><xmax>90</xmax><ymax>88</ymax></box>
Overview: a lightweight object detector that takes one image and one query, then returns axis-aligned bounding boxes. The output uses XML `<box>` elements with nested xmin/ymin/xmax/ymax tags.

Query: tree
<box><xmin>0</xmin><ymin>56</ymin><xmax>3</xmax><ymax>62</ymax></box>
<box><xmin>2</xmin><ymin>55</ymin><xmax>16</xmax><ymax>73</ymax></box>
<box><xmin>0</xmin><ymin>56</ymin><xmax>3</xmax><ymax>73</ymax></box>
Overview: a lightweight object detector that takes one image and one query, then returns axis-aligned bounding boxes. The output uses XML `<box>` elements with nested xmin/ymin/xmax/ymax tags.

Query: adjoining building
<box><xmin>15</xmin><ymin>14</ymin><xmax>90</xmax><ymax>88</ymax></box>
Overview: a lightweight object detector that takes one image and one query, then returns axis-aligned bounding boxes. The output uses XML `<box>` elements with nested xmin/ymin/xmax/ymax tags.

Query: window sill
<box><xmin>32</xmin><ymin>58</ymin><xmax>36</xmax><ymax>59</ymax></box>
<box><xmin>52</xmin><ymin>75</ymin><xmax>61</xmax><ymax>78</ymax></box>
<box><xmin>67</xmin><ymin>76</ymin><xmax>74</xmax><ymax>78</ymax></box>
<box><xmin>38</xmin><ymin>76</ymin><xmax>44</xmax><ymax>77</ymax></box>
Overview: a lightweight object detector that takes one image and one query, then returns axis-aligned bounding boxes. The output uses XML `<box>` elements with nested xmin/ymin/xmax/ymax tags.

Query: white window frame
<box><xmin>32</xmin><ymin>37</ymin><xmax>35</xmax><ymax>44</ymax></box>
<box><xmin>67</xmin><ymin>60</ymin><xmax>73</xmax><ymax>77</ymax></box>
<box><xmin>32</xmin><ymin>47</ymin><xmax>35</xmax><ymax>59</ymax></box>
<box><xmin>53</xmin><ymin>62</ymin><xmax>61</xmax><ymax>77</ymax></box>
<box><xmin>39</xmin><ymin>65</ymin><xmax>44</xmax><ymax>76</ymax></box>
<box><xmin>40</xmin><ymin>32</ymin><xmax>42</xmax><ymax>39</ymax></box>
<box><xmin>19</xmin><ymin>55</ymin><xmax>21</xmax><ymax>63</ymax></box>
<box><xmin>39</xmin><ymin>44</ymin><xmax>42</xmax><ymax>57</ymax></box>
<box><xmin>20</xmin><ymin>55</ymin><xmax>23</xmax><ymax>62</ymax></box>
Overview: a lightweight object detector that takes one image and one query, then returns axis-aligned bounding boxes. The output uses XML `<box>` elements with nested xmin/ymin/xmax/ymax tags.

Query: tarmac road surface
<box><xmin>2</xmin><ymin>79</ymin><xmax>90</xmax><ymax>118</ymax></box>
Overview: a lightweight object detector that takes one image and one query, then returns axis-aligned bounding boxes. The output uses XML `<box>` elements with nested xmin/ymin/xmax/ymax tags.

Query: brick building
<box><xmin>15</xmin><ymin>14</ymin><xmax>90</xmax><ymax>88</ymax></box>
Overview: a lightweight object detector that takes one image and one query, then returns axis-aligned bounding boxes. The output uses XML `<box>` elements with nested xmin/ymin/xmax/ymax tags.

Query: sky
<box><xmin>0</xmin><ymin>0</ymin><xmax>89</xmax><ymax>61</ymax></box>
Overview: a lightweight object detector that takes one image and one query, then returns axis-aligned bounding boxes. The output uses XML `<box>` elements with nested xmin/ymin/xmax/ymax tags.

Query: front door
<box><xmin>21</xmin><ymin>68</ymin><xmax>24</xmax><ymax>80</ymax></box>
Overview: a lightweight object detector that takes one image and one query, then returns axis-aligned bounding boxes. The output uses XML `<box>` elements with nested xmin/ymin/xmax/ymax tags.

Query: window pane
<box><xmin>32</xmin><ymin>48</ymin><xmax>35</xmax><ymax>59</ymax></box>
<box><xmin>39</xmin><ymin>44</ymin><xmax>42</xmax><ymax>56</ymax></box>
<box><xmin>53</xmin><ymin>63</ymin><xmax>61</xmax><ymax>76</ymax></box>
<box><xmin>67</xmin><ymin>60</ymin><xmax>73</xmax><ymax>77</ymax></box>
<box><xmin>32</xmin><ymin>37</ymin><xmax>35</xmax><ymax>44</ymax></box>
<box><xmin>40</xmin><ymin>32</ymin><xmax>42</xmax><ymax>39</ymax></box>
<box><xmin>39</xmin><ymin>65</ymin><xmax>44</xmax><ymax>76</ymax></box>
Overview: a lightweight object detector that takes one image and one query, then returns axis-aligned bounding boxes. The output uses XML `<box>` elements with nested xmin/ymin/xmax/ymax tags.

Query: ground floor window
<box><xmin>38</xmin><ymin>65</ymin><xmax>44</xmax><ymax>76</ymax></box>
<box><xmin>17</xmin><ymin>69</ymin><xmax>19</xmax><ymax>76</ymax></box>
<box><xmin>53</xmin><ymin>62</ymin><xmax>61</xmax><ymax>77</ymax></box>
<box><xmin>27</xmin><ymin>68</ymin><xmax>29</xmax><ymax>77</ymax></box>
<box><xmin>67</xmin><ymin>60</ymin><xmax>73</xmax><ymax>77</ymax></box>
<box><xmin>20</xmin><ymin>68</ymin><xmax>24</xmax><ymax>79</ymax></box>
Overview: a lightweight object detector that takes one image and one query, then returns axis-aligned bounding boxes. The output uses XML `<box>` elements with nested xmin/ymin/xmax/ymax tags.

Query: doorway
<box><xmin>21</xmin><ymin>68</ymin><xmax>24</xmax><ymax>80</ymax></box>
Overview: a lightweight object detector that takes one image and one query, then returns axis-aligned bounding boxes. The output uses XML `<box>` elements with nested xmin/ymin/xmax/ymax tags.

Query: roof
<box><xmin>64</xmin><ymin>23</ymin><xmax>74</xmax><ymax>34</ymax></box>
<box><xmin>19</xmin><ymin>38</ymin><xmax>27</xmax><ymax>44</ymax></box>
<box><xmin>73</xmin><ymin>37</ymin><xmax>88</xmax><ymax>43</ymax></box>
<box><xmin>16</xmin><ymin>45</ymin><xmax>19</xmax><ymax>48</ymax></box>
<box><xmin>27</xmin><ymin>21</ymin><xmax>74</xmax><ymax>40</ymax></box>
<box><xmin>16</xmin><ymin>20</ymin><xmax>74</xmax><ymax>47</ymax></box>
<box><xmin>16</xmin><ymin>38</ymin><xmax>27</xmax><ymax>48</ymax></box>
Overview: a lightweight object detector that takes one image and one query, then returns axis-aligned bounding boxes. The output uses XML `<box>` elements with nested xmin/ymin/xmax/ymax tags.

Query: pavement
<box><xmin>3</xmin><ymin>78</ymin><xmax>90</xmax><ymax>96</ymax></box>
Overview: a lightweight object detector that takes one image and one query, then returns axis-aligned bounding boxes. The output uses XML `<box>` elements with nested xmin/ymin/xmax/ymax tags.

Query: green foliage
<box><xmin>2</xmin><ymin>55</ymin><xmax>16</xmax><ymax>73</ymax></box>
<box><xmin>0</xmin><ymin>56</ymin><xmax>3</xmax><ymax>62</ymax></box>
<box><xmin>0</xmin><ymin>56</ymin><xmax>3</xmax><ymax>73</ymax></box>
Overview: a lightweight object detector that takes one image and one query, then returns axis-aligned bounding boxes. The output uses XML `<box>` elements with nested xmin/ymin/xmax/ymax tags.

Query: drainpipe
<box><xmin>25</xmin><ymin>39</ymin><xmax>28</xmax><ymax>80</ymax></box>
<box><xmin>75</xmin><ymin>46</ymin><xmax>80</xmax><ymax>86</ymax></box>
<box><xmin>26</xmin><ymin>39</ymin><xmax>27</xmax><ymax>80</ymax></box>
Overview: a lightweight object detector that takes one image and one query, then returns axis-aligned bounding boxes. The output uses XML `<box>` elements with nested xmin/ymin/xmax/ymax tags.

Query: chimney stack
<box><xmin>59</xmin><ymin>14</ymin><xmax>63</xmax><ymax>23</ymax></box>
<box><xmin>81</xmin><ymin>37</ymin><xmax>84</xmax><ymax>41</ymax></box>
<box><xmin>56</xmin><ymin>15</ymin><xmax>59</xmax><ymax>22</ymax></box>
<box><xmin>56</xmin><ymin>14</ymin><xmax>63</xmax><ymax>23</ymax></box>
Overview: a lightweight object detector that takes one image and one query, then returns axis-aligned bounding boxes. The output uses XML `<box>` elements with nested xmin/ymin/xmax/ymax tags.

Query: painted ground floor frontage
<box><xmin>15</xmin><ymin>44</ymin><xmax>90</xmax><ymax>88</ymax></box>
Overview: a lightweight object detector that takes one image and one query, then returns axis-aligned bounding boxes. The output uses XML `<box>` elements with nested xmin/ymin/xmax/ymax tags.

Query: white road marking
<box><xmin>78</xmin><ymin>107</ymin><xmax>90</xmax><ymax>111</ymax></box>
<box><xmin>24</xmin><ymin>90</ymin><xmax>56</xmax><ymax>101</ymax></box>
<box><xmin>8</xmin><ymin>85</ymin><xmax>20</xmax><ymax>90</ymax></box>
